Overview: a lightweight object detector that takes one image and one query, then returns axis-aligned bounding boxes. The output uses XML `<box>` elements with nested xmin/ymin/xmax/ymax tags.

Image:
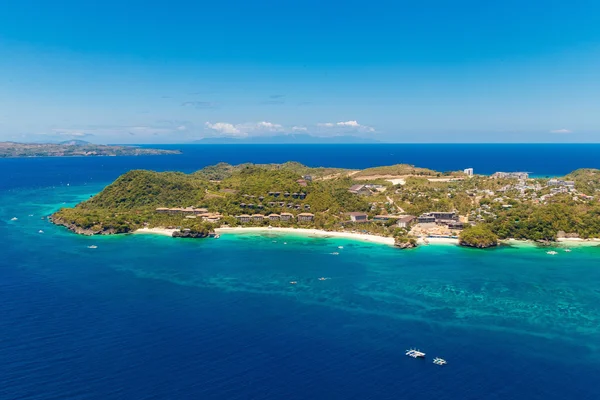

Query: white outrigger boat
<box><xmin>433</xmin><ymin>357</ymin><xmax>447</xmax><ymax>366</ymax></box>
<box><xmin>405</xmin><ymin>349</ymin><xmax>426</xmax><ymax>359</ymax></box>
<box><xmin>546</xmin><ymin>250</ymin><xmax>558</xmax><ymax>255</ymax></box>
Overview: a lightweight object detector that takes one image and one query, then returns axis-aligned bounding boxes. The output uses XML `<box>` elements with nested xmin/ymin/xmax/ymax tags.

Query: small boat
<box><xmin>289</xmin><ymin>281</ymin><xmax>297</xmax><ymax>285</ymax></box>
<box><xmin>330</xmin><ymin>252</ymin><xmax>339</xmax><ymax>255</ymax></box>
<box><xmin>214</xmin><ymin>234</ymin><xmax>220</xmax><ymax>239</ymax></box>
<box><xmin>547</xmin><ymin>250</ymin><xmax>558</xmax><ymax>255</ymax></box>
<box><xmin>38</xmin><ymin>230</ymin><xmax>44</xmax><ymax>234</ymax></box>
<box><xmin>433</xmin><ymin>357</ymin><xmax>447</xmax><ymax>366</ymax></box>
<box><xmin>28</xmin><ymin>214</ymin><xmax>33</xmax><ymax>217</ymax></box>
<box><xmin>338</xmin><ymin>246</ymin><xmax>344</xmax><ymax>249</ymax></box>
<box><xmin>405</xmin><ymin>349</ymin><xmax>426</xmax><ymax>358</ymax></box>
<box><xmin>10</xmin><ymin>217</ymin><xmax>18</xmax><ymax>221</ymax></box>
<box><xmin>88</xmin><ymin>245</ymin><xmax>98</xmax><ymax>249</ymax></box>
<box><xmin>283</xmin><ymin>242</ymin><xmax>287</xmax><ymax>245</ymax></box>
<box><xmin>564</xmin><ymin>249</ymin><xmax>572</xmax><ymax>252</ymax></box>
<box><xmin>318</xmin><ymin>277</ymin><xmax>329</xmax><ymax>281</ymax></box>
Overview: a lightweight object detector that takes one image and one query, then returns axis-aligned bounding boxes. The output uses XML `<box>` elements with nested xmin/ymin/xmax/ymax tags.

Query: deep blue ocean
<box><xmin>1</xmin><ymin>144</ymin><xmax>600</xmax><ymax>400</ymax></box>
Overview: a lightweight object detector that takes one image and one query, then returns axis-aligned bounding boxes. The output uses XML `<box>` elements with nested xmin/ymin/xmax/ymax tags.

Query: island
<box><xmin>50</xmin><ymin>162</ymin><xmax>600</xmax><ymax>248</ymax></box>
<box><xmin>0</xmin><ymin>141</ymin><xmax>181</xmax><ymax>158</ymax></box>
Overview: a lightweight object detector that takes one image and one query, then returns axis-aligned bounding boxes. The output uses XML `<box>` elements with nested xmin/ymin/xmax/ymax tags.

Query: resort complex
<box><xmin>50</xmin><ymin>162</ymin><xmax>600</xmax><ymax>248</ymax></box>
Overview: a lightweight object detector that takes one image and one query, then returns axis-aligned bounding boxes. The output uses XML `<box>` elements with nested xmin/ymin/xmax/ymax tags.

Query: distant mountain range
<box><xmin>193</xmin><ymin>134</ymin><xmax>380</xmax><ymax>144</ymax></box>
<box><xmin>58</xmin><ymin>140</ymin><xmax>91</xmax><ymax>145</ymax></box>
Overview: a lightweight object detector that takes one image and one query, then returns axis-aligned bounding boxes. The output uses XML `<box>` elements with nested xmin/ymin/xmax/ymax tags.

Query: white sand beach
<box><xmin>133</xmin><ymin>226</ymin><xmax>464</xmax><ymax>246</ymax></box>
<box><xmin>420</xmin><ymin>237</ymin><xmax>460</xmax><ymax>245</ymax></box>
<box><xmin>215</xmin><ymin>226</ymin><xmax>396</xmax><ymax>245</ymax></box>
<box><xmin>557</xmin><ymin>238</ymin><xmax>600</xmax><ymax>247</ymax></box>
<box><xmin>134</xmin><ymin>227</ymin><xmax>176</xmax><ymax>236</ymax></box>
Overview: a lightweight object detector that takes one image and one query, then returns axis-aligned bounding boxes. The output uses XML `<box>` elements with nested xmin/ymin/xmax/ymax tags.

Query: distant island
<box><xmin>50</xmin><ymin>162</ymin><xmax>600</xmax><ymax>249</ymax></box>
<box><xmin>0</xmin><ymin>141</ymin><xmax>181</xmax><ymax>158</ymax></box>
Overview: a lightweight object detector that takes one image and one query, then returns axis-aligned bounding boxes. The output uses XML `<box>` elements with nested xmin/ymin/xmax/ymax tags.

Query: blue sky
<box><xmin>0</xmin><ymin>0</ymin><xmax>599</xmax><ymax>143</ymax></box>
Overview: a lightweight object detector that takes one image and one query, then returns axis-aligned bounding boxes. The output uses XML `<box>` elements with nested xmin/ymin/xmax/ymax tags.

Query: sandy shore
<box><xmin>134</xmin><ymin>227</ymin><xmax>176</xmax><ymax>236</ymax></box>
<box><xmin>419</xmin><ymin>237</ymin><xmax>459</xmax><ymax>245</ymax></box>
<box><xmin>131</xmin><ymin>227</ymin><xmax>600</xmax><ymax>248</ymax></box>
<box><xmin>557</xmin><ymin>238</ymin><xmax>600</xmax><ymax>247</ymax></box>
<box><xmin>133</xmin><ymin>226</ymin><xmax>464</xmax><ymax>246</ymax></box>
<box><xmin>215</xmin><ymin>226</ymin><xmax>396</xmax><ymax>245</ymax></box>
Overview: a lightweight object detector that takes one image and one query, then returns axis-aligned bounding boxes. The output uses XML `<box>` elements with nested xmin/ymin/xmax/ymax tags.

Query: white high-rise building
<box><xmin>464</xmin><ymin>168</ymin><xmax>474</xmax><ymax>176</ymax></box>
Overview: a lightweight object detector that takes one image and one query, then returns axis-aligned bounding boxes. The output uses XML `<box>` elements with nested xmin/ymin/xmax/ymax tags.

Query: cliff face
<box><xmin>394</xmin><ymin>237</ymin><xmax>418</xmax><ymax>249</ymax></box>
<box><xmin>394</xmin><ymin>241</ymin><xmax>417</xmax><ymax>249</ymax></box>
<box><xmin>458</xmin><ymin>240</ymin><xmax>498</xmax><ymax>249</ymax></box>
<box><xmin>172</xmin><ymin>230</ymin><xmax>210</xmax><ymax>238</ymax></box>
<box><xmin>49</xmin><ymin>216</ymin><xmax>123</xmax><ymax>236</ymax></box>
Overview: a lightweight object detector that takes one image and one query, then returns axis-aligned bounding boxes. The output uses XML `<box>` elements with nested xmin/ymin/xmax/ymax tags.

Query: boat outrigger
<box><xmin>433</xmin><ymin>357</ymin><xmax>447</xmax><ymax>366</ymax></box>
<box><xmin>405</xmin><ymin>349</ymin><xmax>426</xmax><ymax>358</ymax></box>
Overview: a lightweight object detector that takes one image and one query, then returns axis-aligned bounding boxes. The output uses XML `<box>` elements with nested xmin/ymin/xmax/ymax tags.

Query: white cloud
<box><xmin>336</xmin><ymin>120</ymin><xmax>360</xmax><ymax>127</ymax></box>
<box><xmin>205</xmin><ymin>122</ymin><xmax>243</xmax><ymax>136</ymax></box>
<box><xmin>317</xmin><ymin>120</ymin><xmax>375</xmax><ymax>132</ymax></box>
<box><xmin>550</xmin><ymin>128</ymin><xmax>573</xmax><ymax>134</ymax></box>
<box><xmin>50</xmin><ymin>122</ymin><xmax>192</xmax><ymax>138</ymax></box>
<box><xmin>204</xmin><ymin>121</ymin><xmax>284</xmax><ymax>137</ymax></box>
<box><xmin>254</xmin><ymin>121</ymin><xmax>283</xmax><ymax>131</ymax></box>
<box><xmin>292</xmin><ymin>126</ymin><xmax>308</xmax><ymax>132</ymax></box>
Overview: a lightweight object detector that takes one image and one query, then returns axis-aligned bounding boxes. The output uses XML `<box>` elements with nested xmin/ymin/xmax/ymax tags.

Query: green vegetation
<box><xmin>0</xmin><ymin>142</ymin><xmax>180</xmax><ymax>158</ymax></box>
<box><xmin>52</xmin><ymin>162</ymin><xmax>371</xmax><ymax>235</ymax></box>
<box><xmin>352</xmin><ymin>164</ymin><xmax>438</xmax><ymax>178</ymax></box>
<box><xmin>51</xmin><ymin>162</ymin><xmax>600</xmax><ymax>245</ymax></box>
<box><xmin>564</xmin><ymin>169</ymin><xmax>600</xmax><ymax>195</ymax></box>
<box><xmin>459</xmin><ymin>225</ymin><xmax>498</xmax><ymax>248</ymax></box>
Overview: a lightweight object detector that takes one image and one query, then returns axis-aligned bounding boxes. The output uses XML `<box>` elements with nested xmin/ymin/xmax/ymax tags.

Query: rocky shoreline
<box><xmin>49</xmin><ymin>216</ymin><xmax>122</xmax><ymax>236</ymax></box>
<box><xmin>458</xmin><ymin>240</ymin><xmax>498</xmax><ymax>249</ymax></box>
<box><xmin>171</xmin><ymin>229</ymin><xmax>211</xmax><ymax>238</ymax></box>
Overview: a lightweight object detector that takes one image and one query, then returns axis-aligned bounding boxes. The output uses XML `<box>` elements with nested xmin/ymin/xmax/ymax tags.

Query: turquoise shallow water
<box><xmin>2</xmin><ymin>150</ymin><xmax>600</xmax><ymax>399</ymax></box>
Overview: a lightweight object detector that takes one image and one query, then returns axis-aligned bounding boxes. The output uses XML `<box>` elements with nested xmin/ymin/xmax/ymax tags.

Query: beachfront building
<box><xmin>548</xmin><ymin>179</ymin><xmax>576</xmax><ymax>189</ymax></box>
<box><xmin>236</xmin><ymin>214</ymin><xmax>251</xmax><ymax>223</ymax></box>
<box><xmin>297</xmin><ymin>213</ymin><xmax>314</xmax><ymax>222</ymax></box>
<box><xmin>348</xmin><ymin>184</ymin><xmax>371</xmax><ymax>196</ymax></box>
<box><xmin>252</xmin><ymin>214</ymin><xmax>265</xmax><ymax>222</ymax></box>
<box><xmin>280</xmin><ymin>212</ymin><xmax>293</xmax><ymax>222</ymax></box>
<box><xmin>203</xmin><ymin>213</ymin><xmax>222</xmax><ymax>223</ymax></box>
<box><xmin>492</xmin><ymin>172</ymin><xmax>529</xmax><ymax>180</ymax></box>
<box><xmin>373</xmin><ymin>215</ymin><xmax>400</xmax><ymax>222</ymax></box>
<box><xmin>268</xmin><ymin>213</ymin><xmax>280</xmax><ymax>221</ymax></box>
<box><xmin>397</xmin><ymin>215</ymin><xmax>417</xmax><ymax>228</ymax></box>
<box><xmin>349</xmin><ymin>212</ymin><xmax>368</xmax><ymax>222</ymax></box>
<box><xmin>464</xmin><ymin>168</ymin><xmax>474</xmax><ymax>176</ymax></box>
<box><xmin>418</xmin><ymin>211</ymin><xmax>458</xmax><ymax>225</ymax></box>
<box><xmin>447</xmin><ymin>221</ymin><xmax>465</xmax><ymax>230</ymax></box>
<box><xmin>417</xmin><ymin>214</ymin><xmax>436</xmax><ymax>223</ymax></box>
